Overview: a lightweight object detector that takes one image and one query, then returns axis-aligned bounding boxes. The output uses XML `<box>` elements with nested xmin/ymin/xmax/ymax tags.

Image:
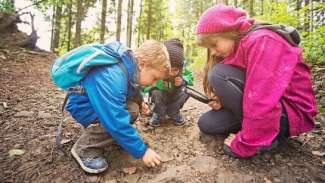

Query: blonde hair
<box><xmin>134</xmin><ymin>40</ymin><xmax>171</xmax><ymax>77</ymax></box>
<box><xmin>197</xmin><ymin>32</ymin><xmax>241</xmax><ymax>97</ymax></box>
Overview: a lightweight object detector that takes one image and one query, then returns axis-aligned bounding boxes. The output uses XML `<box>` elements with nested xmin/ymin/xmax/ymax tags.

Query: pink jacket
<box><xmin>223</xmin><ymin>29</ymin><xmax>317</xmax><ymax>157</ymax></box>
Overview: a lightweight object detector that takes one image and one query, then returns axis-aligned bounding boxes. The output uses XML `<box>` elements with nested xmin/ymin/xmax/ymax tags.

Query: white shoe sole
<box><xmin>71</xmin><ymin>146</ymin><xmax>108</xmax><ymax>174</ymax></box>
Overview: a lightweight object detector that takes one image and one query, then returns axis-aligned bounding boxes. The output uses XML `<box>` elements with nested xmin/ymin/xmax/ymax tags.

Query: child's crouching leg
<box><xmin>127</xmin><ymin>100</ymin><xmax>140</xmax><ymax>124</ymax></box>
<box><xmin>149</xmin><ymin>89</ymin><xmax>168</xmax><ymax>126</ymax></box>
<box><xmin>71</xmin><ymin>122</ymin><xmax>113</xmax><ymax>174</ymax></box>
<box><xmin>166</xmin><ymin>86</ymin><xmax>190</xmax><ymax>126</ymax></box>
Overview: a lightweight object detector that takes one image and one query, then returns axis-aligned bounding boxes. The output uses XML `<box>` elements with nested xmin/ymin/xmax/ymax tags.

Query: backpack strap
<box><xmin>247</xmin><ymin>23</ymin><xmax>301</xmax><ymax>47</ymax></box>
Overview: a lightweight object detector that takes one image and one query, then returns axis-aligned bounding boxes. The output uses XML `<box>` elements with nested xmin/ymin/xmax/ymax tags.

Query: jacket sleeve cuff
<box><xmin>131</xmin><ymin>142</ymin><xmax>148</xmax><ymax>159</ymax></box>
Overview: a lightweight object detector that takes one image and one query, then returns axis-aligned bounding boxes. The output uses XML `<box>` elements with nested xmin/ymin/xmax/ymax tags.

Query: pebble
<box><xmin>14</xmin><ymin>111</ymin><xmax>34</xmax><ymax>118</ymax></box>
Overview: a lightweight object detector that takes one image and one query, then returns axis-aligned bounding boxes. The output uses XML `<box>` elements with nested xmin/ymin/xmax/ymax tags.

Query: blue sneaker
<box><xmin>71</xmin><ymin>144</ymin><xmax>108</xmax><ymax>174</ymax></box>
<box><xmin>170</xmin><ymin>113</ymin><xmax>186</xmax><ymax>126</ymax></box>
<box><xmin>149</xmin><ymin>113</ymin><xmax>163</xmax><ymax>127</ymax></box>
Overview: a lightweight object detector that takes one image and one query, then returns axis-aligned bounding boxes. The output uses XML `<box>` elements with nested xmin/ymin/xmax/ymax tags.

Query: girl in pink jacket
<box><xmin>196</xmin><ymin>4</ymin><xmax>317</xmax><ymax>158</ymax></box>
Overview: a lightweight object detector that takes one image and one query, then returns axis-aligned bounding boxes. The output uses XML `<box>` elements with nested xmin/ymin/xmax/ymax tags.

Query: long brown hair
<box><xmin>197</xmin><ymin>31</ymin><xmax>242</xmax><ymax>97</ymax></box>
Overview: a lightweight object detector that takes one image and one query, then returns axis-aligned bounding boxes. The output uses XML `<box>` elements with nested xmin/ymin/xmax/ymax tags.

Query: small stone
<box><xmin>122</xmin><ymin>174</ymin><xmax>140</xmax><ymax>183</ymax></box>
<box><xmin>2</xmin><ymin>102</ymin><xmax>8</xmax><ymax>109</ymax></box>
<box><xmin>273</xmin><ymin>178</ymin><xmax>281</xmax><ymax>183</ymax></box>
<box><xmin>122</xmin><ymin>167</ymin><xmax>137</xmax><ymax>175</ymax></box>
<box><xmin>315</xmin><ymin>121</ymin><xmax>321</xmax><ymax>128</ymax></box>
<box><xmin>263</xmin><ymin>153</ymin><xmax>272</xmax><ymax>160</ymax></box>
<box><xmin>37</xmin><ymin>111</ymin><xmax>52</xmax><ymax>119</ymax></box>
<box><xmin>86</xmin><ymin>176</ymin><xmax>99</xmax><ymax>182</ymax></box>
<box><xmin>14</xmin><ymin>111</ymin><xmax>34</xmax><ymax>118</ymax></box>
<box><xmin>312</xmin><ymin>151</ymin><xmax>325</xmax><ymax>157</ymax></box>
<box><xmin>264</xmin><ymin>177</ymin><xmax>272</xmax><ymax>183</ymax></box>
<box><xmin>274</xmin><ymin>154</ymin><xmax>282</xmax><ymax>162</ymax></box>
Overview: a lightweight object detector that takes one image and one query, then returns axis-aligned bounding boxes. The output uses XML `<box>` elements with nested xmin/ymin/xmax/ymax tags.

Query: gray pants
<box><xmin>74</xmin><ymin>101</ymin><xmax>139</xmax><ymax>158</ymax></box>
<box><xmin>150</xmin><ymin>86</ymin><xmax>189</xmax><ymax>119</ymax></box>
<box><xmin>198</xmin><ymin>64</ymin><xmax>289</xmax><ymax>138</ymax></box>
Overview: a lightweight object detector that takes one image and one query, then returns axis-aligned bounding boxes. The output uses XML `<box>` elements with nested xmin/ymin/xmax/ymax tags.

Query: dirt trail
<box><xmin>0</xmin><ymin>46</ymin><xmax>324</xmax><ymax>183</ymax></box>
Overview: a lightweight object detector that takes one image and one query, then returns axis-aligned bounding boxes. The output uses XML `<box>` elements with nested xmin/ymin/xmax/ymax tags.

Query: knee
<box><xmin>197</xmin><ymin>114</ymin><xmax>214</xmax><ymax>134</ymax></box>
<box><xmin>127</xmin><ymin>101</ymin><xmax>139</xmax><ymax>123</ymax></box>
<box><xmin>151</xmin><ymin>89</ymin><xmax>165</xmax><ymax>102</ymax></box>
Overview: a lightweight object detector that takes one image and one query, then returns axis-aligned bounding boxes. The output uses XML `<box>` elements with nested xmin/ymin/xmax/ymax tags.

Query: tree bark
<box><xmin>126</xmin><ymin>0</ymin><xmax>134</xmax><ymax>47</ymax></box>
<box><xmin>100</xmin><ymin>0</ymin><xmax>108</xmax><ymax>43</ymax></box>
<box><xmin>137</xmin><ymin>0</ymin><xmax>143</xmax><ymax>47</ymax></box>
<box><xmin>67</xmin><ymin>0</ymin><xmax>72</xmax><ymax>51</ymax></box>
<box><xmin>52</xmin><ymin>1</ymin><xmax>62</xmax><ymax>53</ymax></box>
<box><xmin>116</xmin><ymin>0</ymin><xmax>123</xmax><ymax>41</ymax></box>
<box><xmin>146</xmin><ymin>0</ymin><xmax>152</xmax><ymax>39</ymax></box>
<box><xmin>74</xmin><ymin>0</ymin><xmax>83</xmax><ymax>48</ymax></box>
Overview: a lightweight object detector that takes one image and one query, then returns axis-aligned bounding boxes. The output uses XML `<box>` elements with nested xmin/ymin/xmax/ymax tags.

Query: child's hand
<box><xmin>142</xmin><ymin>148</ymin><xmax>161</xmax><ymax>167</ymax></box>
<box><xmin>224</xmin><ymin>133</ymin><xmax>236</xmax><ymax>147</ymax></box>
<box><xmin>174</xmin><ymin>77</ymin><xmax>183</xmax><ymax>87</ymax></box>
<box><xmin>140</xmin><ymin>102</ymin><xmax>150</xmax><ymax>115</ymax></box>
<box><xmin>208</xmin><ymin>96</ymin><xmax>222</xmax><ymax>110</ymax></box>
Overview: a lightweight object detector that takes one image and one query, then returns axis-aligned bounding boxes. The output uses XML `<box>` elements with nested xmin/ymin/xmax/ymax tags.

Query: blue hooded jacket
<box><xmin>65</xmin><ymin>46</ymin><xmax>147</xmax><ymax>159</ymax></box>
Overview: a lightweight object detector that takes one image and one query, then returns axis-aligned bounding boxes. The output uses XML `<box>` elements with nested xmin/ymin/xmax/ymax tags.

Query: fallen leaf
<box><xmin>123</xmin><ymin>167</ymin><xmax>137</xmax><ymax>175</ymax></box>
<box><xmin>312</xmin><ymin>151</ymin><xmax>325</xmax><ymax>157</ymax></box>
<box><xmin>61</xmin><ymin>139</ymin><xmax>72</xmax><ymax>144</ymax></box>
<box><xmin>2</xmin><ymin>102</ymin><xmax>8</xmax><ymax>109</ymax></box>
<box><xmin>160</xmin><ymin>152</ymin><xmax>174</xmax><ymax>163</ymax></box>
<box><xmin>9</xmin><ymin>149</ymin><xmax>25</xmax><ymax>157</ymax></box>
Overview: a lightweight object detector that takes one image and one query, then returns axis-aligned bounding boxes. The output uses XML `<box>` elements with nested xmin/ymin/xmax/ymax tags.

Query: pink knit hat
<box><xmin>196</xmin><ymin>4</ymin><xmax>255</xmax><ymax>34</ymax></box>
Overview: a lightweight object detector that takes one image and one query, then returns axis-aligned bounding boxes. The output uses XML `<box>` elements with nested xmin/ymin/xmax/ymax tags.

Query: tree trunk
<box><xmin>261</xmin><ymin>0</ymin><xmax>264</xmax><ymax>15</ymax></box>
<box><xmin>234</xmin><ymin>0</ymin><xmax>238</xmax><ymax>7</ymax></box>
<box><xmin>116</xmin><ymin>0</ymin><xmax>123</xmax><ymax>41</ymax></box>
<box><xmin>296</xmin><ymin>0</ymin><xmax>301</xmax><ymax>18</ymax></box>
<box><xmin>126</xmin><ymin>0</ymin><xmax>134</xmax><ymax>47</ymax></box>
<box><xmin>146</xmin><ymin>0</ymin><xmax>152</xmax><ymax>39</ymax></box>
<box><xmin>52</xmin><ymin>1</ymin><xmax>62</xmax><ymax>53</ymax></box>
<box><xmin>74</xmin><ymin>0</ymin><xmax>83</xmax><ymax>48</ymax></box>
<box><xmin>249</xmin><ymin>0</ymin><xmax>254</xmax><ymax>16</ymax></box>
<box><xmin>50</xmin><ymin>5</ymin><xmax>56</xmax><ymax>52</ymax></box>
<box><xmin>67</xmin><ymin>0</ymin><xmax>72</xmax><ymax>51</ymax></box>
<box><xmin>137</xmin><ymin>0</ymin><xmax>143</xmax><ymax>47</ymax></box>
<box><xmin>304</xmin><ymin>0</ymin><xmax>310</xmax><ymax>31</ymax></box>
<box><xmin>100</xmin><ymin>0</ymin><xmax>108</xmax><ymax>43</ymax></box>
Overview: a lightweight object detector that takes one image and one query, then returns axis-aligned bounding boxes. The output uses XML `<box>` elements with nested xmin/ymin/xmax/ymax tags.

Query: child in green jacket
<box><xmin>145</xmin><ymin>38</ymin><xmax>193</xmax><ymax>126</ymax></box>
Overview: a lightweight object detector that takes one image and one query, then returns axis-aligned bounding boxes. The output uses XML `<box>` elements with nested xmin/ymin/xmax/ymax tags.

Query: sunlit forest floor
<box><xmin>0</xmin><ymin>32</ymin><xmax>324</xmax><ymax>183</ymax></box>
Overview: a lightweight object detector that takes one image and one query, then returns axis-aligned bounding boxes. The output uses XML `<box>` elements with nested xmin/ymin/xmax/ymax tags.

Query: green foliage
<box><xmin>0</xmin><ymin>0</ymin><xmax>15</xmax><ymax>13</ymax></box>
<box><xmin>301</xmin><ymin>26</ymin><xmax>325</xmax><ymax>64</ymax></box>
<box><xmin>257</xmin><ymin>2</ymin><xmax>299</xmax><ymax>27</ymax></box>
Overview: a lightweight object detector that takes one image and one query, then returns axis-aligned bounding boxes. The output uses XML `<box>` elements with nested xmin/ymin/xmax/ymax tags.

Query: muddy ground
<box><xmin>0</xmin><ymin>34</ymin><xmax>324</xmax><ymax>183</ymax></box>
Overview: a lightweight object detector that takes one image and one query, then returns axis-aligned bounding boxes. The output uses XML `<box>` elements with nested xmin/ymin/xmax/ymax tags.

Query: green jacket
<box><xmin>144</xmin><ymin>67</ymin><xmax>193</xmax><ymax>93</ymax></box>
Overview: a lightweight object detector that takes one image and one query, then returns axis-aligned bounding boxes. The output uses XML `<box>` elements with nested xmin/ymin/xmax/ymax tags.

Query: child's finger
<box><xmin>150</xmin><ymin>161</ymin><xmax>156</xmax><ymax>167</ymax></box>
<box><xmin>153</xmin><ymin>157</ymin><xmax>161</xmax><ymax>165</ymax></box>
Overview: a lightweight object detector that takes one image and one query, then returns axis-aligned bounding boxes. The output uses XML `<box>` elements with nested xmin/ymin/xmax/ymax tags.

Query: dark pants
<box><xmin>150</xmin><ymin>86</ymin><xmax>189</xmax><ymax>119</ymax></box>
<box><xmin>198</xmin><ymin>64</ymin><xmax>289</xmax><ymax>139</ymax></box>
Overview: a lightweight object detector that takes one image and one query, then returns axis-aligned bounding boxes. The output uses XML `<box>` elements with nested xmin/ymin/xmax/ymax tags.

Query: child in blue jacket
<box><xmin>64</xmin><ymin>40</ymin><xmax>170</xmax><ymax>173</ymax></box>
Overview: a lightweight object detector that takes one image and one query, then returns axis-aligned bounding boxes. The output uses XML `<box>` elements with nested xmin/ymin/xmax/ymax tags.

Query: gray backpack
<box><xmin>247</xmin><ymin>23</ymin><xmax>301</xmax><ymax>47</ymax></box>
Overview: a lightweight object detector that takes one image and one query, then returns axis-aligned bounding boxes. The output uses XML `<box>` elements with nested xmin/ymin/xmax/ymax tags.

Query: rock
<box><xmin>264</xmin><ymin>177</ymin><xmax>272</xmax><ymax>183</ymax></box>
<box><xmin>14</xmin><ymin>111</ymin><xmax>34</xmax><ymax>118</ymax></box>
<box><xmin>274</xmin><ymin>154</ymin><xmax>282</xmax><ymax>162</ymax></box>
<box><xmin>2</xmin><ymin>102</ymin><xmax>8</xmax><ymax>109</ymax></box>
<box><xmin>311</xmin><ymin>151</ymin><xmax>325</xmax><ymax>157</ymax></box>
<box><xmin>216</xmin><ymin>169</ymin><xmax>254</xmax><ymax>183</ymax></box>
<box><xmin>122</xmin><ymin>167</ymin><xmax>137</xmax><ymax>175</ymax></box>
<box><xmin>263</xmin><ymin>153</ymin><xmax>272</xmax><ymax>161</ymax></box>
<box><xmin>189</xmin><ymin>156</ymin><xmax>219</xmax><ymax>172</ymax></box>
<box><xmin>273</xmin><ymin>178</ymin><xmax>281</xmax><ymax>183</ymax></box>
<box><xmin>121</xmin><ymin>173</ymin><xmax>140</xmax><ymax>183</ymax></box>
<box><xmin>37</xmin><ymin>111</ymin><xmax>52</xmax><ymax>118</ymax></box>
<box><xmin>160</xmin><ymin>152</ymin><xmax>174</xmax><ymax>163</ymax></box>
<box><xmin>315</xmin><ymin>121</ymin><xmax>321</xmax><ymax>128</ymax></box>
<box><xmin>86</xmin><ymin>176</ymin><xmax>99</xmax><ymax>182</ymax></box>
